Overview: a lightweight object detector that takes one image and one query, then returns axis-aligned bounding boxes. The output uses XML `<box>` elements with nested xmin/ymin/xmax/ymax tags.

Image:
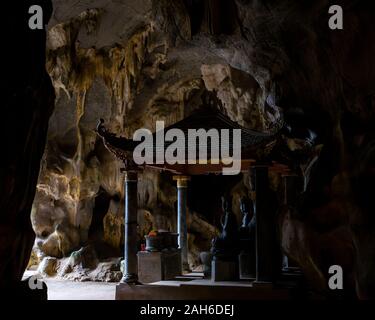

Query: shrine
<box><xmin>96</xmin><ymin>106</ymin><xmax>296</xmax><ymax>300</ymax></box>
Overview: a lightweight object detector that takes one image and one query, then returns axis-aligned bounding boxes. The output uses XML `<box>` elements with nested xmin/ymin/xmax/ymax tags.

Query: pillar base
<box><xmin>121</xmin><ymin>273</ymin><xmax>140</xmax><ymax>285</ymax></box>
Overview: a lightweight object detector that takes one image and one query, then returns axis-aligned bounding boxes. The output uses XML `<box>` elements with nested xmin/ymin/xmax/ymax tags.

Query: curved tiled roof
<box><xmin>97</xmin><ymin>108</ymin><xmax>282</xmax><ymax>154</ymax></box>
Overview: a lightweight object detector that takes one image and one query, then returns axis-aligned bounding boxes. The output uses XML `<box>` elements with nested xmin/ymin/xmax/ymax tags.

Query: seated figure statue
<box><xmin>211</xmin><ymin>195</ymin><xmax>239</xmax><ymax>260</ymax></box>
<box><xmin>239</xmin><ymin>196</ymin><xmax>256</xmax><ymax>241</ymax></box>
<box><xmin>238</xmin><ymin>196</ymin><xmax>256</xmax><ymax>278</ymax></box>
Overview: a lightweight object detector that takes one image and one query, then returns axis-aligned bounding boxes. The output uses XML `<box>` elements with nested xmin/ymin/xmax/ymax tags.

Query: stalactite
<box><xmin>47</xmin><ymin>15</ymin><xmax>155</xmax><ymax>133</ymax></box>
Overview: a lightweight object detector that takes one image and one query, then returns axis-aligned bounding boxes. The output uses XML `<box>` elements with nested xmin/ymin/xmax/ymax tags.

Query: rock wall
<box><xmin>0</xmin><ymin>1</ymin><xmax>55</xmax><ymax>293</ymax></box>
<box><xmin>30</xmin><ymin>0</ymin><xmax>276</xmax><ymax>273</ymax></box>
<box><xmin>24</xmin><ymin>0</ymin><xmax>375</xmax><ymax>297</ymax></box>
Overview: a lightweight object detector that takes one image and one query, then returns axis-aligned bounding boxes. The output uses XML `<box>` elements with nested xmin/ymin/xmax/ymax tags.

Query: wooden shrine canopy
<box><xmin>96</xmin><ymin>108</ymin><xmax>290</xmax><ymax>175</ymax></box>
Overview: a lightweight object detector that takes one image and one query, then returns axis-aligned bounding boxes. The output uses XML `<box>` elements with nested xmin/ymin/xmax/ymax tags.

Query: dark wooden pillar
<box><xmin>121</xmin><ymin>170</ymin><xmax>139</xmax><ymax>284</ymax></box>
<box><xmin>282</xmin><ymin>174</ymin><xmax>300</xmax><ymax>271</ymax></box>
<box><xmin>253</xmin><ymin>165</ymin><xmax>274</xmax><ymax>283</ymax></box>
<box><xmin>174</xmin><ymin>176</ymin><xmax>190</xmax><ymax>272</ymax></box>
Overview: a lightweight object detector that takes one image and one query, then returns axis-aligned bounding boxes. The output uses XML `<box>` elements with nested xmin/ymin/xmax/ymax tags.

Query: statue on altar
<box><xmin>211</xmin><ymin>195</ymin><xmax>239</xmax><ymax>260</ymax></box>
<box><xmin>239</xmin><ymin>196</ymin><xmax>256</xmax><ymax>242</ymax></box>
<box><xmin>238</xmin><ymin>196</ymin><xmax>256</xmax><ymax>278</ymax></box>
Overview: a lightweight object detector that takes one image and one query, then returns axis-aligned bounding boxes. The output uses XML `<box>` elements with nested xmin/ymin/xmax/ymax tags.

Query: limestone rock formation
<box><xmin>31</xmin><ymin>0</ymin><xmax>280</xmax><ymax>273</ymax></box>
<box><xmin>1</xmin><ymin>0</ymin><xmax>374</xmax><ymax>299</ymax></box>
<box><xmin>29</xmin><ymin>2</ymin><xmax>375</xmax><ymax>298</ymax></box>
<box><xmin>38</xmin><ymin>257</ymin><xmax>58</xmax><ymax>277</ymax></box>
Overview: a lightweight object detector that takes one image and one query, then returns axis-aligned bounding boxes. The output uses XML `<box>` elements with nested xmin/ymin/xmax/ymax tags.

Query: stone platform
<box><xmin>116</xmin><ymin>273</ymin><xmax>293</xmax><ymax>300</ymax></box>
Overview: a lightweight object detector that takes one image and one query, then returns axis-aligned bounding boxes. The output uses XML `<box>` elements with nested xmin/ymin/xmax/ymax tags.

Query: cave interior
<box><xmin>1</xmin><ymin>0</ymin><xmax>375</xmax><ymax>300</ymax></box>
